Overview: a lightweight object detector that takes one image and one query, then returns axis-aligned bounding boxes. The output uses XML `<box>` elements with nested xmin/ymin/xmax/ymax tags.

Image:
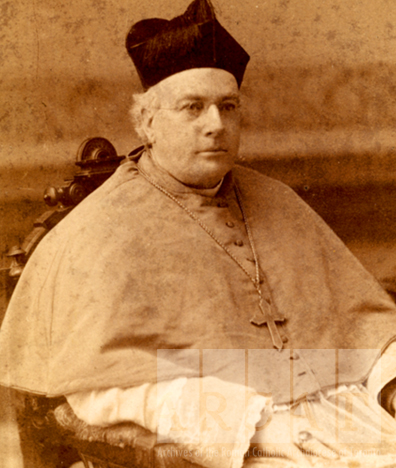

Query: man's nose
<box><xmin>203</xmin><ymin>104</ymin><xmax>225</xmax><ymax>135</ymax></box>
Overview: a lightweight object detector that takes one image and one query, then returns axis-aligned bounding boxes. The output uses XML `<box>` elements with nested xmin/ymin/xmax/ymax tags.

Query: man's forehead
<box><xmin>157</xmin><ymin>68</ymin><xmax>239</xmax><ymax>102</ymax></box>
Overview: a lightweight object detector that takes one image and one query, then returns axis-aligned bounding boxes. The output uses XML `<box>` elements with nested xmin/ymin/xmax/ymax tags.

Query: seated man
<box><xmin>2</xmin><ymin>0</ymin><xmax>396</xmax><ymax>467</ymax></box>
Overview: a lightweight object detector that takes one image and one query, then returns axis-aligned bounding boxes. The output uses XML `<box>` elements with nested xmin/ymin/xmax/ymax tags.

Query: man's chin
<box><xmin>183</xmin><ymin>165</ymin><xmax>234</xmax><ymax>189</ymax></box>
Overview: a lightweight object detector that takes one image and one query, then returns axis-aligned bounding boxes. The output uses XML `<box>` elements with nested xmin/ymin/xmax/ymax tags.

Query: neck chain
<box><xmin>137</xmin><ymin>165</ymin><xmax>285</xmax><ymax>350</ymax></box>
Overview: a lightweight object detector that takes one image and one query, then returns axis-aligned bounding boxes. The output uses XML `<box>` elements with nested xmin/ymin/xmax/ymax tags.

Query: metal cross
<box><xmin>250</xmin><ymin>299</ymin><xmax>285</xmax><ymax>350</ymax></box>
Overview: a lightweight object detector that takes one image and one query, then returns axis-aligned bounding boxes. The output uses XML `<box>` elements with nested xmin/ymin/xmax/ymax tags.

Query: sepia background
<box><xmin>1</xmin><ymin>0</ymin><xmax>396</xmax><ymax>466</ymax></box>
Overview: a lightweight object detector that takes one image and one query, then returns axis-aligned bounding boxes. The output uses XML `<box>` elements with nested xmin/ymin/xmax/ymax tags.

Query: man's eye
<box><xmin>220</xmin><ymin>102</ymin><xmax>238</xmax><ymax>112</ymax></box>
<box><xmin>185</xmin><ymin>102</ymin><xmax>204</xmax><ymax>112</ymax></box>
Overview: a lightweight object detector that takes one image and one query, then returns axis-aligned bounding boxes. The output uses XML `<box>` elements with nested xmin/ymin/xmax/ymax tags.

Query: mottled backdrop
<box><xmin>1</xmin><ymin>0</ymin><xmax>396</xmax><ymax>160</ymax></box>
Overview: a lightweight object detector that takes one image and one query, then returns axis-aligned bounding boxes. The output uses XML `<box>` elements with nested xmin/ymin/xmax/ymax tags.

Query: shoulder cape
<box><xmin>1</xmin><ymin>159</ymin><xmax>395</xmax><ymax>404</ymax></box>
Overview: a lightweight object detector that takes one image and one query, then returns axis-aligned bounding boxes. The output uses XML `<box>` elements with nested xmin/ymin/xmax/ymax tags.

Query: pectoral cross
<box><xmin>250</xmin><ymin>299</ymin><xmax>285</xmax><ymax>350</ymax></box>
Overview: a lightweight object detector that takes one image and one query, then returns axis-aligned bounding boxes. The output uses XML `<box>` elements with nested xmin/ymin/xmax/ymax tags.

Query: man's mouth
<box><xmin>200</xmin><ymin>148</ymin><xmax>227</xmax><ymax>153</ymax></box>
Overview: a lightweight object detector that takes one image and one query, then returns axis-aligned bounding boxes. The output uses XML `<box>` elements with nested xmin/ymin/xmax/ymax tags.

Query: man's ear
<box><xmin>142</xmin><ymin>108</ymin><xmax>156</xmax><ymax>144</ymax></box>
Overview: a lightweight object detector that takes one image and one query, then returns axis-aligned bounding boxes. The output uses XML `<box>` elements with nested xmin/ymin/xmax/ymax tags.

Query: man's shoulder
<box><xmin>59</xmin><ymin>160</ymin><xmax>144</xmax><ymax>219</ymax></box>
<box><xmin>233</xmin><ymin>163</ymin><xmax>301</xmax><ymax>203</ymax></box>
<box><xmin>232</xmin><ymin>164</ymin><xmax>325</xmax><ymax>229</ymax></box>
<box><xmin>91</xmin><ymin>159</ymin><xmax>142</xmax><ymax>197</ymax></box>
<box><xmin>34</xmin><ymin>161</ymin><xmax>146</xmax><ymax>245</ymax></box>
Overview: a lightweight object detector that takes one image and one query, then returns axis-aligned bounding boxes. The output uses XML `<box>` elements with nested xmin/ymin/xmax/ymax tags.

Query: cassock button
<box><xmin>234</xmin><ymin>240</ymin><xmax>244</xmax><ymax>246</ymax></box>
<box><xmin>298</xmin><ymin>431</ymin><xmax>312</xmax><ymax>443</ymax></box>
<box><xmin>281</xmin><ymin>335</ymin><xmax>288</xmax><ymax>343</ymax></box>
<box><xmin>226</xmin><ymin>221</ymin><xmax>235</xmax><ymax>228</ymax></box>
<box><xmin>290</xmin><ymin>354</ymin><xmax>299</xmax><ymax>360</ymax></box>
<box><xmin>217</xmin><ymin>201</ymin><xmax>228</xmax><ymax>208</ymax></box>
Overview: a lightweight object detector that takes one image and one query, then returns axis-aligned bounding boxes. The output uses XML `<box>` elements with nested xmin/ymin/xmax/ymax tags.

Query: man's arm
<box><xmin>67</xmin><ymin>376</ymin><xmax>269</xmax><ymax>468</ymax></box>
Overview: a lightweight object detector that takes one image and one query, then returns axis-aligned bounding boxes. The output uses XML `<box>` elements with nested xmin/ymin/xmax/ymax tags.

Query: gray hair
<box><xmin>130</xmin><ymin>86</ymin><xmax>161</xmax><ymax>144</ymax></box>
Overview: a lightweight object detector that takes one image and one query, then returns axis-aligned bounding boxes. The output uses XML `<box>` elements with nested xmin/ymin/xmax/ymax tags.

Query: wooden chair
<box><xmin>12</xmin><ymin>389</ymin><xmax>199</xmax><ymax>468</ymax></box>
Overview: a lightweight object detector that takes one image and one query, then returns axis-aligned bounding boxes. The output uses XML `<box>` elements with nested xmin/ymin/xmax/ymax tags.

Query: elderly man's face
<box><xmin>146</xmin><ymin>68</ymin><xmax>241</xmax><ymax>188</ymax></box>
